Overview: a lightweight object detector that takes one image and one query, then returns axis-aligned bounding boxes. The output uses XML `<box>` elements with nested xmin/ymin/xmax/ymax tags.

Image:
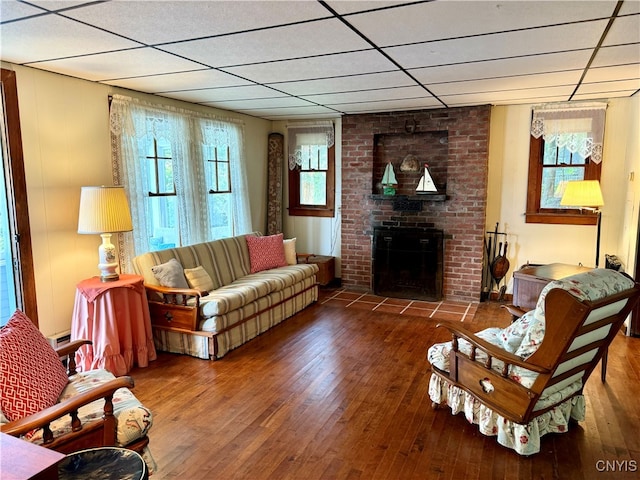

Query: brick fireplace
<box><xmin>341</xmin><ymin>105</ymin><xmax>491</xmax><ymax>302</ymax></box>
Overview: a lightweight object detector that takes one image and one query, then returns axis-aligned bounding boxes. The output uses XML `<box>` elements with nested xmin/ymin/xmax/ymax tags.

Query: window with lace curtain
<box><xmin>287</xmin><ymin>123</ymin><xmax>335</xmax><ymax>217</ymax></box>
<box><xmin>109</xmin><ymin>94</ymin><xmax>252</xmax><ymax>271</ymax></box>
<box><xmin>525</xmin><ymin>103</ymin><xmax>606</xmax><ymax>225</ymax></box>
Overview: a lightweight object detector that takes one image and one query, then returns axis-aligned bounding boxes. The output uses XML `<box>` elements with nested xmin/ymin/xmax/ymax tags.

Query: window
<box><xmin>287</xmin><ymin>123</ymin><xmax>335</xmax><ymax>217</ymax></box>
<box><xmin>525</xmin><ymin>103</ymin><xmax>606</xmax><ymax>225</ymax></box>
<box><xmin>109</xmin><ymin>95</ymin><xmax>251</xmax><ymax>270</ymax></box>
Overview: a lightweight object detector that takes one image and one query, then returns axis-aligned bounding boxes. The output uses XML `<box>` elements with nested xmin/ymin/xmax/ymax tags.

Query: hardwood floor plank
<box><xmin>128</xmin><ymin>299</ymin><xmax>640</xmax><ymax>479</ymax></box>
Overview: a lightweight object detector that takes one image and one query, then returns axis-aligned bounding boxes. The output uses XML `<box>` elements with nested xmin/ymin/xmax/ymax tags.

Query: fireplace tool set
<box><xmin>482</xmin><ymin>222</ymin><xmax>510</xmax><ymax>301</ymax></box>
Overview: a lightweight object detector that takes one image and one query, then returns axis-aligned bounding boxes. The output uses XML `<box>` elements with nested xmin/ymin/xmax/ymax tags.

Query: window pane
<box><xmin>300</xmin><ymin>172</ymin><xmax>326</xmax><ymax>205</ymax></box>
<box><xmin>0</xmin><ymin>151</ymin><xmax>17</xmax><ymax>326</ymax></box>
<box><xmin>218</xmin><ymin>162</ymin><xmax>230</xmax><ymax>191</ymax></box>
<box><xmin>208</xmin><ymin>193</ymin><xmax>232</xmax><ymax>239</ymax></box>
<box><xmin>540</xmin><ymin>166</ymin><xmax>585</xmax><ymax>208</ymax></box>
<box><xmin>148</xmin><ymin>196</ymin><xmax>178</xmax><ymax>250</ymax></box>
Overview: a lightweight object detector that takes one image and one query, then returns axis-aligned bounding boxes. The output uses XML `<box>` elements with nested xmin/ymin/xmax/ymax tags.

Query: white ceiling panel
<box><xmin>430</xmin><ymin>70</ymin><xmax>584</xmax><ymax>96</ymax></box>
<box><xmin>167</xmin><ymin>84</ymin><xmax>290</xmax><ymax>104</ymax></box>
<box><xmin>384</xmin><ymin>21</ymin><xmax>609</xmax><ymax>70</ymax></box>
<box><xmin>347</xmin><ymin>1</ymin><xmax>618</xmax><ymax>47</ymax></box>
<box><xmin>575</xmin><ymin>78</ymin><xmax>640</xmax><ymax>95</ymax></box>
<box><xmin>411</xmin><ymin>51</ymin><xmax>593</xmax><ymax>85</ymax></box>
<box><xmin>592</xmin><ymin>44</ymin><xmax>640</xmax><ymax>67</ymax></box>
<box><xmin>222</xmin><ymin>50</ymin><xmax>397</xmax><ymax>84</ymax></box>
<box><xmin>0</xmin><ymin>13</ymin><xmax>142</xmax><ymax>63</ymax></box>
<box><xmin>330</xmin><ymin>97</ymin><xmax>443</xmax><ymax>111</ymax></box>
<box><xmin>57</xmin><ymin>0</ymin><xmax>332</xmax><ymax>45</ymax></box>
<box><xmin>583</xmin><ymin>63</ymin><xmax>640</xmax><ymax>83</ymax></box>
<box><xmin>1</xmin><ymin>1</ymin><xmax>637</xmax><ymax>120</ymax></box>
<box><xmin>160</xmin><ymin>18</ymin><xmax>370</xmax><ymax>68</ymax></box>
<box><xmin>269</xmin><ymin>71</ymin><xmax>415</xmax><ymax>96</ymax></box>
<box><xmin>300</xmin><ymin>85</ymin><xmax>433</xmax><ymax>104</ymax></box>
<box><xmin>602</xmin><ymin>14</ymin><xmax>640</xmax><ymax>45</ymax></box>
<box><xmin>29</xmin><ymin>48</ymin><xmax>205</xmax><ymax>82</ymax></box>
<box><xmin>105</xmin><ymin>69</ymin><xmax>253</xmax><ymax>93</ymax></box>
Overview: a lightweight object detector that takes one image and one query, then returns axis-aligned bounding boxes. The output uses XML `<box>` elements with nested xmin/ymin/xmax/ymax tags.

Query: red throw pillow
<box><xmin>0</xmin><ymin>310</ymin><xmax>69</xmax><ymax>421</ymax></box>
<box><xmin>246</xmin><ymin>233</ymin><xmax>287</xmax><ymax>273</ymax></box>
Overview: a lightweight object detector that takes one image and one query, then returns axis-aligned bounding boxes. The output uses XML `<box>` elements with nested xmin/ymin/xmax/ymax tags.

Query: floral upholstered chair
<box><xmin>0</xmin><ymin>310</ymin><xmax>155</xmax><ymax>470</ymax></box>
<box><xmin>427</xmin><ymin>269</ymin><xmax>640</xmax><ymax>455</ymax></box>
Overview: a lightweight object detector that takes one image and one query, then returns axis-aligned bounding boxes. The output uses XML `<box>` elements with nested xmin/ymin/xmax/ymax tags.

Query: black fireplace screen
<box><xmin>373</xmin><ymin>227</ymin><xmax>444</xmax><ymax>301</ymax></box>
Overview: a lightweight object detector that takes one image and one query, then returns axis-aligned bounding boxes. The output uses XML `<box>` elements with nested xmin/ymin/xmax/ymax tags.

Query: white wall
<box><xmin>7</xmin><ymin>63</ymin><xmax>271</xmax><ymax>336</ymax></box>
<box><xmin>487</xmin><ymin>97</ymin><xmax>640</xmax><ymax>293</ymax></box>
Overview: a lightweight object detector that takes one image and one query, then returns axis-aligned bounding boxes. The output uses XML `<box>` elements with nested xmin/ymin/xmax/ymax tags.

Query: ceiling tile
<box><xmin>29</xmin><ymin>48</ymin><xmax>205</xmax><ymax>82</ymax></box>
<box><xmin>206</xmin><ymin>96</ymin><xmax>316</xmax><ymax>110</ymax></box>
<box><xmin>167</xmin><ymin>85</ymin><xmax>289</xmax><ymax>104</ymax></box>
<box><xmin>269</xmin><ymin>71</ymin><xmax>415</xmax><ymax>95</ymax></box>
<box><xmin>384</xmin><ymin>21</ymin><xmax>609</xmax><ymax>69</ymax></box>
<box><xmin>0</xmin><ymin>0</ymin><xmax>47</xmax><ymax>21</ymax></box>
<box><xmin>575</xmin><ymin>78</ymin><xmax>640</xmax><ymax>95</ymax></box>
<box><xmin>345</xmin><ymin>1</ymin><xmax>618</xmax><ymax>47</ymax></box>
<box><xmin>602</xmin><ymin>14</ymin><xmax>640</xmax><ymax>46</ymax></box>
<box><xmin>301</xmin><ymin>85</ymin><xmax>431</xmax><ymax>104</ymax></box>
<box><xmin>222</xmin><ymin>50</ymin><xmax>398</xmax><ymax>84</ymax></box>
<box><xmin>56</xmin><ymin>0</ymin><xmax>332</xmax><ymax>45</ymax></box>
<box><xmin>582</xmin><ymin>64</ymin><xmax>640</xmax><ymax>83</ymax></box>
<box><xmin>0</xmin><ymin>14</ymin><xmax>142</xmax><ymax>64</ymax></box>
<box><xmin>411</xmin><ymin>51</ymin><xmax>593</xmax><ymax>85</ymax></box>
<box><xmin>104</xmin><ymin>69</ymin><xmax>253</xmax><ymax>92</ymax></box>
<box><xmin>430</xmin><ymin>70</ymin><xmax>583</xmax><ymax>96</ymax></box>
<box><xmin>592</xmin><ymin>44</ymin><xmax>640</xmax><ymax>67</ymax></box>
<box><xmin>160</xmin><ymin>18</ymin><xmax>370</xmax><ymax>68</ymax></box>
<box><xmin>335</xmin><ymin>97</ymin><xmax>443</xmax><ymax>113</ymax></box>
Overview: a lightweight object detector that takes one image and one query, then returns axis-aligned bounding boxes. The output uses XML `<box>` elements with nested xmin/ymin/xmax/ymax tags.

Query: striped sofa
<box><xmin>132</xmin><ymin>233</ymin><xmax>318</xmax><ymax>360</ymax></box>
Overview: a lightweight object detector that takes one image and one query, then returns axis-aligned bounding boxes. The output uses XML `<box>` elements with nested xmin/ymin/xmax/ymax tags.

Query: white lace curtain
<box><xmin>109</xmin><ymin>94</ymin><xmax>251</xmax><ymax>271</ymax></box>
<box><xmin>530</xmin><ymin>102</ymin><xmax>607</xmax><ymax>163</ymax></box>
<box><xmin>287</xmin><ymin>121</ymin><xmax>335</xmax><ymax>170</ymax></box>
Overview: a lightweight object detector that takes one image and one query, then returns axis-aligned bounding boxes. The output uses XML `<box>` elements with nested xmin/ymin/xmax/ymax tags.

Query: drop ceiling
<box><xmin>1</xmin><ymin>0</ymin><xmax>639</xmax><ymax>120</ymax></box>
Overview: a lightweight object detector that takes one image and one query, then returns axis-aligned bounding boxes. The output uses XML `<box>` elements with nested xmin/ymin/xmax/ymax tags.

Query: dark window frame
<box><xmin>288</xmin><ymin>144</ymin><xmax>335</xmax><ymax>218</ymax></box>
<box><xmin>525</xmin><ymin>135</ymin><xmax>601</xmax><ymax>225</ymax></box>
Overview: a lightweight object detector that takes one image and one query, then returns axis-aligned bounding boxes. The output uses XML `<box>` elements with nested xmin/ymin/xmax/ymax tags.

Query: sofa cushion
<box><xmin>246</xmin><ymin>233</ymin><xmax>287</xmax><ymax>273</ymax></box>
<box><xmin>0</xmin><ymin>310</ymin><xmax>69</xmax><ymax>421</ymax></box>
<box><xmin>151</xmin><ymin>258</ymin><xmax>189</xmax><ymax>288</ymax></box>
<box><xmin>184</xmin><ymin>265</ymin><xmax>214</xmax><ymax>292</ymax></box>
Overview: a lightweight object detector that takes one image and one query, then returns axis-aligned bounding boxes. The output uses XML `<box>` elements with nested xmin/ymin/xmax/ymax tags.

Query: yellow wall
<box><xmin>6</xmin><ymin>62</ymin><xmax>639</xmax><ymax>335</ymax></box>
<box><xmin>7</xmin><ymin>63</ymin><xmax>271</xmax><ymax>336</ymax></box>
<box><xmin>487</xmin><ymin>97</ymin><xmax>640</xmax><ymax>293</ymax></box>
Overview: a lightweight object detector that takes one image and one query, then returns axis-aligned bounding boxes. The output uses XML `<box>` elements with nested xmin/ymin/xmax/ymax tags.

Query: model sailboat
<box><xmin>381</xmin><ymin>162</ymin><xmax>398</xmax><ymax>195</ymax></box>
<box><xmin>416</xmin><ymin>163</ymin><xmax>438</xmax><ymax>193</ymax></box>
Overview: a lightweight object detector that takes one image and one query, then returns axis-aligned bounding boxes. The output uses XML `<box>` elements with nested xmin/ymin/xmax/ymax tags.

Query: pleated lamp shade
<box><xmin>78</xmin><ymin>186</ymin><xmax>133</xmax><ymax>234</ymax></box>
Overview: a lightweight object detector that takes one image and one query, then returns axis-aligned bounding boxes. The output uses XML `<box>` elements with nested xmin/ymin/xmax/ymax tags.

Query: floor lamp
<box><xmin>560</xmin><ymin>180</ymin><xmax>604</xmax><ymax>268</ymax></box>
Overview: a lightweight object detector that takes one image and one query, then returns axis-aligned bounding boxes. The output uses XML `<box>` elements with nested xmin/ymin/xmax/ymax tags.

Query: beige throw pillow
<box><xmin>184</xmin><ymin>266</ymin><xmax>214</xmax><ymax>292</ymax></box>
<box><xmin>284</xmin><ymin>237</ymin><xmax>297</xmax><ymax>265</ymax></box>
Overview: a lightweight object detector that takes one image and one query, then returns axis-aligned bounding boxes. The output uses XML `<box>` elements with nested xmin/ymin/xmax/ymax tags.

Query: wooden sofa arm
<box><xmin>435</xmin><ymin>320</ymin><xmax>550</xmax><ymax>374</ymax></box>
<box><xmin>0</xmin><ymin>376</ymin><xmax>134</xmax><ymax>437</ymax></box>
<box><xmin>144</xmin><ymin>283</ymin><xmax>208</xmax><ymax>298</ymax></box>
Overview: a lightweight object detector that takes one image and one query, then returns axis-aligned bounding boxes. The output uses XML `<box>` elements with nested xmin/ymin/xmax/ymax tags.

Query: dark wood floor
<box><xmin>130</xmin><ymin>295</ymin><xmax>640</xmax><ymax>480</ymax></box>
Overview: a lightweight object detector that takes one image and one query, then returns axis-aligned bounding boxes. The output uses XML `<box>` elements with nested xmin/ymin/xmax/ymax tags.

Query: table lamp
<box><xmin>78</xmin><ymin>186</ymin><xmax>133</xmax><ymax>282</ymax></box>
<box><xmin>560</xmin><ymin>180</ymin><xmax>604</xmax><ymax>267</ymax></box>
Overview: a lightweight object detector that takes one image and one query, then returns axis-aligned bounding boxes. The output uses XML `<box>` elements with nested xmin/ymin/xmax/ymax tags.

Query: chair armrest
<box><xmin>55</xmin><ymin>339</ymin><xmax>91</xmax><ymax>358</ymax></box>
<box><xmin>501</xmin><ymin>304</ymin><xmax>527</xmax><ymax>318</ymax></box>
<box><xmin>0</xmin><ymin>376</ymin><xmax>134</xmax><ymax>437</ymax></box>
<box><xmin>435</xmin><ymin>320</ymin><xmax>550</xmax><ymax>374</ymax></box>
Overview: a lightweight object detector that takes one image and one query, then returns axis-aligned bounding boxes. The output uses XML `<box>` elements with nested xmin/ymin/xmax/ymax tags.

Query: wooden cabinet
<box><xmin>302</xmin><ymin>255</ymin><xmax>335</xmax><ymax>286</ymax></box>
<box><xmin>512</xmin><ymin>263</ymin><xmax>592</xmax><ymax>311</ymax></box>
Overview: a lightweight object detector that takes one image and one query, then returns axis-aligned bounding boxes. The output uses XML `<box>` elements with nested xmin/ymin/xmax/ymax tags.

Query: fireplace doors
<box><xmin>373</xmin><ymin>227</ymin><xmax>444</xmax><ymax>301</ymax></box>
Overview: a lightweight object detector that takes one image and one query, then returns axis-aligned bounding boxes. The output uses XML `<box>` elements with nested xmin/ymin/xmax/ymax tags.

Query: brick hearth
<box><xmin>341</xmin><ymin>105</ymin><xmax>491</xmax><ymax>302</ymax></box>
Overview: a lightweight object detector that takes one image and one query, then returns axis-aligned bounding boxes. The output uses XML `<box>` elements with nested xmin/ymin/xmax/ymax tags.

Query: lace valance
<box><xmin>530</xmin><ymin>102</ymin><xmax>607</xmax><ymax>163</ymax></box>
<box><xmin>287</xmin><ymin>121</ymin><xmax>335</xmax><ymax>170</ymax></box>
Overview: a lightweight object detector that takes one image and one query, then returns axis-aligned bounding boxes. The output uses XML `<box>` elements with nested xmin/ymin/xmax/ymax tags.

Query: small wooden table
<box><xmin>1</xmin><ymin>432</ymin><xmax>65</xmax><ymax>480</ymax></box>
<box><xmin>512</xmin><ymin>263</ymin><xmax>593</xmax><ymax>311</ymax></box>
